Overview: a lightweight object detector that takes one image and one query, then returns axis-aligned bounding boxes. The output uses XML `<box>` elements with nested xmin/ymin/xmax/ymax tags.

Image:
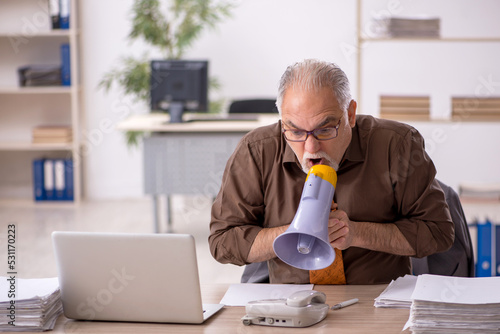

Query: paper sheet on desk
<box><xmin>220</xmin><ymin>283</ymin><xmax>313</xmax><ymax>306</ymax></box>
<box><xmin>411</xmin><ymin>274</ymin><xmax>500</xmax><ymax>304</ymax></box>
<box><xmin>0</xmin><ymin>276</ymin><xmax>59</xmax><ymax>301</ymax></box>
<box><xmin>374</xmin><ymin>274</ymin><xmax>417</xmax><ymax>308</ymax></box>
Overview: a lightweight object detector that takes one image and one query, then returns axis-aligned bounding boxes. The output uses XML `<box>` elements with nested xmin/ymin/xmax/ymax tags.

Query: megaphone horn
<box><xmin>273</xmin><ymin>165</ymin><xmax>337</xmax><ymax>270</ymax></box>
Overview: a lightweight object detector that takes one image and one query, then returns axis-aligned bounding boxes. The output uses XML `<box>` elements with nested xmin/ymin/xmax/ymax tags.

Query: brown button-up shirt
<box><xmin>209</xmin><ymin>115</ymin><xmax>454</xmax><ymax>284</ymax></box>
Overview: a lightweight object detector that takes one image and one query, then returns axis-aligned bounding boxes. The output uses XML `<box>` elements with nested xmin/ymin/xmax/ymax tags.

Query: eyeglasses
<box><xmin>282</xmin><ymin>117</ymin><xmax>342</xmax><ymax>142</ymax></box>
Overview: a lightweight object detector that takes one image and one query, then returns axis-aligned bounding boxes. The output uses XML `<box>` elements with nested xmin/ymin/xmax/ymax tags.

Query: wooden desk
<box><xmin>117</xmin><ymin>113</ymin><xmax>280</xmax><ymax>232</ymax></box>
<box><xmin>117</xmin><ymin>113</ymin><xmax>280</xmax><ymax>133</ymax></box>
<box><xmin>46</xmin><ymin>284</ymin><xmax>410</xmax><ymax>333</ymax></box>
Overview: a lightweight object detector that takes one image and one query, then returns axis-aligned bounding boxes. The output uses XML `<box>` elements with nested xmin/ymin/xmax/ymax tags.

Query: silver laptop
<box><xmin>52</xmin><ymin>231</ymin><xmax>223</xmax><ymax>324</ymax></box>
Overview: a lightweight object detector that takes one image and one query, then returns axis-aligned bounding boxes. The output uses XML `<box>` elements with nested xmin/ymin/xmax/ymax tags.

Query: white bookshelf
<box><xmin>355</xmin><ymin>0</ymin><xmax>500</xmax><ymax>121</ymax></box>
<box><xmin>0</xmin><ymin>86</ymin><xmax>74</xmax><ymax>94</ymax></box>
<box><xmin>0</xmin><ymin>0</ymin><xmax>82</xmax><ymax>202</ymax></box>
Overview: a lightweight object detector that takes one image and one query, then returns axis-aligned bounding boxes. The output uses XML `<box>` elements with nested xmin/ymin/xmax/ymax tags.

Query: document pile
<box><xmin>374</xmin><ymin>274</ymin><xmax>416</xmax><ymax>309</ymax></box>
<box><xmin>407</xmin><ymin>274</ymin><xmax>500</xmax><ymax>333</ymax></box>
<box><xmin>459</xmin><ymin>181</ymin><xmax>500</xmax><ymax>200</ymax></box>
<box><xmin>17</xmin><ymin>65</ymin><xmax>62</xmax><ymax>87</ymax></box>
<box><xmin>0</xmin><ymin>277</ymin><xmax>62</xmax><ymax>332</ymax></box>
<box><xmin>387</xmin><ymin>16</ymin><xmax>440</xmax><ymax>38</ymax></box>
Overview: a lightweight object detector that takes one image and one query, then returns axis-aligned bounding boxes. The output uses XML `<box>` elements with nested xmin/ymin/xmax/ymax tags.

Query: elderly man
<box><xmin>209</xmin><ymin>59</ymin><xmax>454</xmax><ymax>284</ymax></box>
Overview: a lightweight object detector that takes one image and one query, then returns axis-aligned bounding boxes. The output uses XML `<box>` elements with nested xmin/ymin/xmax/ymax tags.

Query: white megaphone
<box><xmin>273</xmin><ymin>164</ymin><xmax>337</xmax><ymax>270</ymax></box>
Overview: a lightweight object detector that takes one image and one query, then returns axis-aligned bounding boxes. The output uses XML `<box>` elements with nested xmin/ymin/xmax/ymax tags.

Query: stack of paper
<box><xmin>32</xmin><ymin>126</ymin><xmax>73</xmax><ymax>144</ymax></box>
<box><xmin>374</xmin><ymin>275</ymin><xmax>417</xmax><ymax>309</ymax></box>
<box><xmin>452</xmin><ymin>97</ymin><xmax>500</xmax><ymax>122</ymax></box>
<box><xmin>459</xmin><ymin>181</ymin><xmax>500</xmax><ymax>200</ymax></box>
<box><xmin>379</xmin><ymin>95</ymin><xmax>430</xmax><ymax>121</ymax></box>
<box><xmin>388</xmin><ymin>17</ymin><xmax>440</xmax><ymax>38</ymax></box>
<box><xmin>17</xmin><ymin>65</ymin><xmax>62</xmax><ymax>87</ymax></box>
<box><xmin>0</xmin><ymin>277</ymin><xmax>62</xmax><ymax>332</ymax></box>
<box><xmin>407</xmin><ymin>274</ymin><xmax>500</xmax><ymax>333</ymax></box>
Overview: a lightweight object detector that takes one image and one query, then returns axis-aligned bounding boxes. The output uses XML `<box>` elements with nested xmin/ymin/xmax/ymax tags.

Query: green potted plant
<box><xmin>99</xmin><ymin>0</ymin><xmax>234</xmax><ymax>146</ymax></box>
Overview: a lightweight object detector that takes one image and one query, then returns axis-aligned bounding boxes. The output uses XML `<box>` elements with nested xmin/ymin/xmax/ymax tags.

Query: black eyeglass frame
<box><xmin>282</xmin><ymin>117</ymin><xmax>342</xmax><ymax>142</ymax></box>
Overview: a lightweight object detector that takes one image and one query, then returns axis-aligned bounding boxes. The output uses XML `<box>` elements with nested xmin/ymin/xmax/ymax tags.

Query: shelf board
<box><xmin>360</xmin><ymin>36</ymin><xmax>500</xmax><ymax>43</ymax></box>
<box><xmin>0</xmin><ymin>142</ymin><xmax>73</xmax><ymax>151</ymax></box>
<box><xmin>0</xmin><ymin>198</ymin><xmax>77</xmax><ymax>207</ymax></box>
<box><xmin>0</xmin><ymin>86</ymin><xmax>73</xmax><ymax>94</ymax></box>
<box><xmin>0</xmin><ymin>30</ymin><xmax>77</xmax><ymax>38</ymax></box>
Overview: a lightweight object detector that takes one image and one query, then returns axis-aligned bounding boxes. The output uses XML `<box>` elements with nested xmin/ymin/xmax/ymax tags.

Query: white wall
<box><xmin>79</xmin><ymin>0</ymin><xmax>357</xmax><ymax>199</ymax></box>
<box><xmin>358</xmin><ymin>0</ymin><xmax>500</xmax><ymax>191</ymax></box>
<box><xmin>80</xmin><ymin>0</ymin><xmax>145</xmax><ymax>199</ymax></box>
<box><xmin>79</xmin><ymin>0</ymin><xmax>500</xmax><ymax>200</ymax></box>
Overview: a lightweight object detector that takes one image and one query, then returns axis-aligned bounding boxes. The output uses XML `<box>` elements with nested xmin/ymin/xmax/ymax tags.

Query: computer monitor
<box><xmin>150</xmin><ymin>60</ymin><xmax>208</xmax><ymax>123</ymax></box>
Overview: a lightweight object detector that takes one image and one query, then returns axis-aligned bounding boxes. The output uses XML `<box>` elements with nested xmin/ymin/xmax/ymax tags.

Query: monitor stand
<box><xmin>168</xmin><ymin>102</ymin><xmax>184</xmax><ymax>123</ymax></box>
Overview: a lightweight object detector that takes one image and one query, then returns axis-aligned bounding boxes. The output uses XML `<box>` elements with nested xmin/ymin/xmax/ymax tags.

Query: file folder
<box><xmin>60</xmin><ymin>0</ymin><xmax>70</xmax><ymax>29</ymax></box>
<box><xmin>33</xmin><ymin>159</ymin><xmax>45</xmax><ymax>201</ymax></box>
<box><xmin>49</xmin><ymin>0</ymin><xmax>60</xmax><ymax>29</ymax></box>
<box><xmin>60</xmin><ymin>43</ymin><xmax>71</xmax><ymax>86</ymax></box>
<box><xmin>496</xmin><ymin>224</ymin><xmax>500</xmax><ymax>276</ymax></box>
<box><xmin>64</xmin><ymin>159</ymin><xmax>74</xmax><ymax>201</ymax></box>
<box><xmin>32</xmin><ymin>158</ymin><xmax>74</xmax><ymax>201</ymax></box>
<box><xmin>476</xmin><ymin>220</ymin><xmax>492</xmax><ymax>277</ymax></box>
<box><xmin>44</xmin><ymin>160</ymin><xmax>55</xmax><ymax>200</ymax></box>
<box><xmin>54</xmin><ymin>160</ymin><xmax>65</xmax><ymax>200</ymax></box>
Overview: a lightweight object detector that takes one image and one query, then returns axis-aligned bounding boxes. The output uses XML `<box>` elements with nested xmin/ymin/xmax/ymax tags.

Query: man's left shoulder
<box><xmin>356</xmin><ymin>114</ymin><xmax>417</xmax><ymax>139</ymax></box>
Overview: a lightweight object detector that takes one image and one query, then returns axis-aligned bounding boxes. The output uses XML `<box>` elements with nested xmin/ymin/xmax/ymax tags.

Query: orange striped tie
<box><xmin>309</xmin><ymin>248</ymin><xmax>346</xmax><ymax>284</ymax></box>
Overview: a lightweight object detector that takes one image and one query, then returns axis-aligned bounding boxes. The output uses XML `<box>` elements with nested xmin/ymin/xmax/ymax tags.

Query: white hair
<box><xmin>276</xmin><ymin>59</ymin><xmax>352</xmax><ymax>114</ymax></box>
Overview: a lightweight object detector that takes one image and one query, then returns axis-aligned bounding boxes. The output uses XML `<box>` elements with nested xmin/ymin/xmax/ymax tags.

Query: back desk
<box><xmin>49</xmin><ymin>284</ymin><xmax>410</xmax><ymax>333</ymax></box>
<box><xmin>117</xmin><ymin>113</ymin><xmax>281</xmax><ymax>233</ymax></box>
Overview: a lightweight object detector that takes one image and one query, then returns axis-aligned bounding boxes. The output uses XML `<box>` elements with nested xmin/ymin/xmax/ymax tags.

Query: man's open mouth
<box><xmin>310</xmin><ymin>158</ymin><xmax>322</xmax><ymax>166</ymax></box>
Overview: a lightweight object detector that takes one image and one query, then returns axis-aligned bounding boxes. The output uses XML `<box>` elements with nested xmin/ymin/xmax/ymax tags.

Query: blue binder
<box><xmin>64</xmin><ymin>159</ymin><xmax>74</xmax><ymax>201</ymax></box>
<box><xmin>59</xmin><ymin>0</ymin><xmax>70</xmax><ymax>29</ymax></box>
<box><xmin>496</xmin><ymin>224</ymin><xmax>500</xmax><ymax>276</ymax></box>
<box><xmin>33</xmin><ymin>159</ymin><xmax>45</xmax><ymax>201</ymax></box>
<box><xmin>476</xmin><ymin>220</ymin><xmax>492</xmax><ymax>277</ymax></box>
<box><xmin>61</xmin><ymin>43</ymin><xmax>71</xmax><ymax>86</ymax></box>
<box><xmin>54</xmin><ymin>159</ymin><xmax>66</xmax><ymax>200</ymax></box>
<box><xmin>43</xmin><ymin>159</ymin><xmax>55</xmax><ymax>200</ymax></box>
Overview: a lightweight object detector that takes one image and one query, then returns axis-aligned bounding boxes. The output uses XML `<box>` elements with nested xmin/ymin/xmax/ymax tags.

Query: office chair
<box><xmin>228</xmin><ymin>99</ymin><xmax>278</xmax><ymax>114</ymax></box>
<box><xmin>411</xmin><ymin>180</ymin><xmax>475</xmax><ymax>277</ymax></box>
<box><xmin>241</xmin><ymin>180</ymin><xmax>475</xmax><ymax>283</ymax></box>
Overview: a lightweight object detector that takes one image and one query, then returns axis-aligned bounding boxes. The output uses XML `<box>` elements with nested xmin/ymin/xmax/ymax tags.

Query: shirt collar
<box><xmin>340</xmin><ymin>122</ymin><xmax>364</xmax><ymax>165</ymax></box>
<box><xmin>283</xmin><ymin>141</ymin><xmax>298</xmax><ymax>164</ymax></box>
<box><xmin>279</xmin><ymin>120</ymin><xmax>301</xmax><ymax>166</ymax></box>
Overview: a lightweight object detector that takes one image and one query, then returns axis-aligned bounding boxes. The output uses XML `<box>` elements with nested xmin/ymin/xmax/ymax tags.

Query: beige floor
<box><xmin>0</xmin><ymin>196</ymin><xmax>245</xmax><ymax>285</ymax></box>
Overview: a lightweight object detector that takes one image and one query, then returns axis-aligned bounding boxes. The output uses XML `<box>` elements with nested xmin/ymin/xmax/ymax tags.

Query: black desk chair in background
<box><xmin>228</xmin><ymin>99</ymin><xmax>278</xmax><ymax>114</ymax></box>
<box><xmin>241</xmin><ymin>180</ymin><xmax>475</xmax><ymax>283</ymax></box>
<box><xmin>411</xmin><ymin>180</ymin><xmax>475</xmax><ymax>277</ymax></box>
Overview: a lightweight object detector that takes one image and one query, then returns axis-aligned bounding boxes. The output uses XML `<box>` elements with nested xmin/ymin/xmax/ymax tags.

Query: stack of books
<box><xmin>379</xmin><ymin>95</ymin><xmax>430</xmax><ymax>120</ymax></box>
<box><xmin>18</xmin><ymin>65</ymin><xmax>62</xmax><ymax>87</ymax></box>
<box><xmin>407</xmin><ymin>275</ymin><xmax>500</xmax><ymax>333</ymax></box>
<box><xmin>387</xmin><ymin>16</ymin><xmax>440</xmax><ymax>38</ymax></box>
<box><xmin>452</xmin><ymin>96</ymin><xmax>500</xmax><ymax>121</ymax></box>
<box><xmin>32</xmin><ymin>126</ymin><xmax>72</xmax><ymax>144</ymax></box>
<box><xmin>0</xmin><ymin>277</ymin><xmax>62</xmax><ymax>331</ymax></box>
